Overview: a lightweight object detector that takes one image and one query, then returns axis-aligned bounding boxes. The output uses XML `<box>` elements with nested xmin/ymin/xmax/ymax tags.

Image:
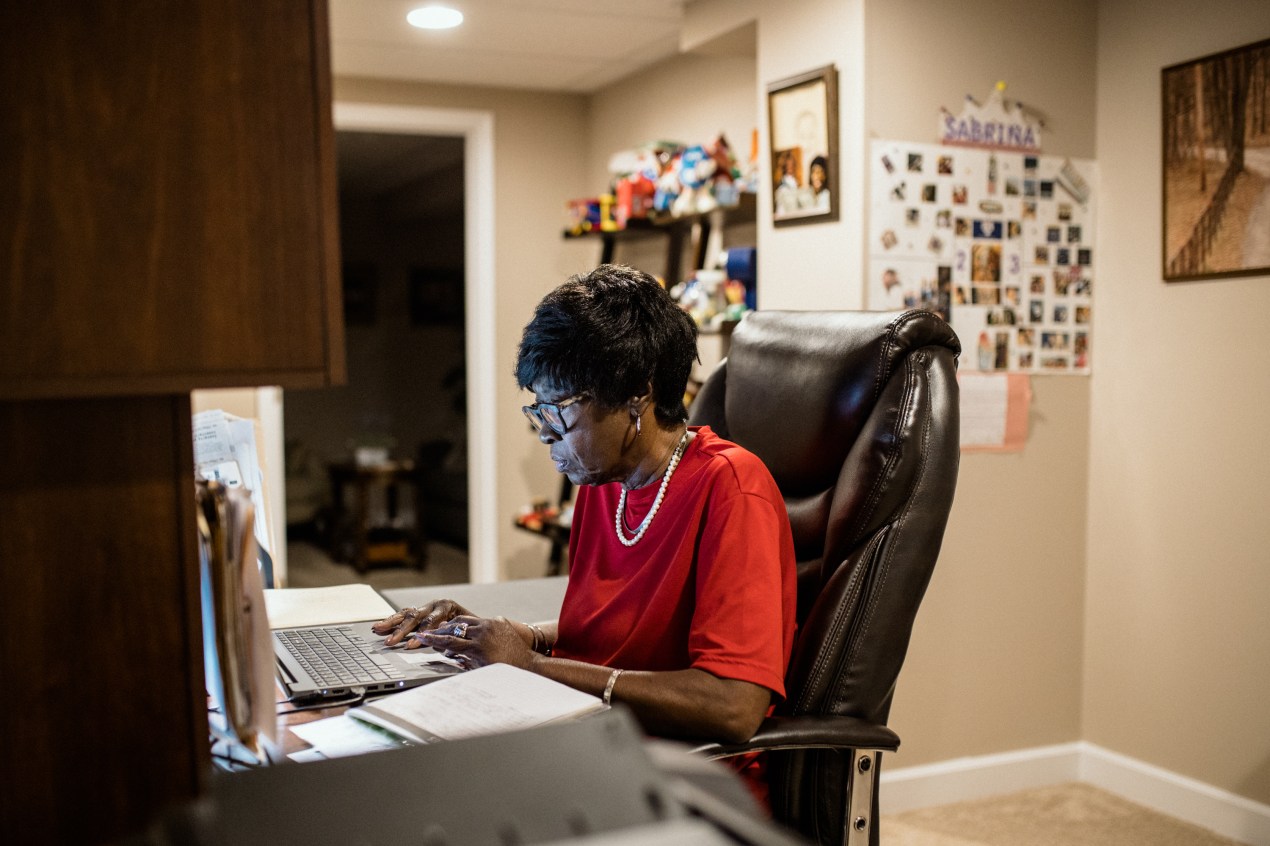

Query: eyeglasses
<box><xmin>522</xmin><ymin>394</ymin><xmax>587</xmax><ymax>435</ymax></box>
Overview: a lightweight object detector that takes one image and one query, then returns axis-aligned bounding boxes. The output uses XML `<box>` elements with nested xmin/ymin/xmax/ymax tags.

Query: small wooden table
<box><xmin>327</xmin><ymin>460</ymin><xmax>426</xmax><ymax>572</ymax></box>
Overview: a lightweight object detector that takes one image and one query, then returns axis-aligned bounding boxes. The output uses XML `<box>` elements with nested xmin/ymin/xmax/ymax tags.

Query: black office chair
<box><xmin>687</xmin><ymin>310</ymin><xmax>961</xmax><ymax>846</ymax></box>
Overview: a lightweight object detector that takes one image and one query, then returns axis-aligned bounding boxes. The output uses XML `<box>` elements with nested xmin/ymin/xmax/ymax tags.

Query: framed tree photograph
<box><xmin>768</xmin><ymin>65</ymin><xmax>839</xmax><ymax>227</ymax></box>
<box><xmin>1162</xmin><ymin>38</ymin><xmax>1270</xmax><ymax>281</ymax></box>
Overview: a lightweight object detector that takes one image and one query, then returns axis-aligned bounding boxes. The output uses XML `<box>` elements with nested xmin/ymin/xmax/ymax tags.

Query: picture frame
<box><xmin>768</xmin><ymin>65</ymin><xmax>839</xmax><ymax>226</ymax></box>
<box><xmin>1161</xmin><ymin>38</ymin><xmax>1270</xmax><ymax>282</ymax></box>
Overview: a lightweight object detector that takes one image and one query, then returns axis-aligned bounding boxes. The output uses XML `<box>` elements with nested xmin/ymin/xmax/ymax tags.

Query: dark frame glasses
<box><xmin>522</xmin><ymin>393</ymin><xmax>587</xmax><ymax>435</ymax></box>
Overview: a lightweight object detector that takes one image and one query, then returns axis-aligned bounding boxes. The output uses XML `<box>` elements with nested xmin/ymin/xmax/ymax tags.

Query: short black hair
<box><xmin>515</xmin><ymin>264</ymin><xmax>698</xmax><ymax>424</ymax></box>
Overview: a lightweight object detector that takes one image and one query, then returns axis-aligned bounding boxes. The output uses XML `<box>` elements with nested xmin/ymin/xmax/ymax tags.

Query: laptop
<box><xmin>273</xmin><ymin>620</ymin><xmax>462</xmax><ymax>702</ymax></box>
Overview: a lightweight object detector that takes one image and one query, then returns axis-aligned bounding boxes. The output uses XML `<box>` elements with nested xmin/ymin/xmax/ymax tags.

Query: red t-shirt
<box><xmin>555</xmin><ymin>423</ymin><xmax>797</xmax><ymax>717</ymax></box>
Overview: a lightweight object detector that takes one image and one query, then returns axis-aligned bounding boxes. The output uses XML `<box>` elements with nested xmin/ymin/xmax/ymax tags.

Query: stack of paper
<box><xmin>263</xmin><ymin>584</ymin><xmax>396</xmax><ymax>630</ymax></box>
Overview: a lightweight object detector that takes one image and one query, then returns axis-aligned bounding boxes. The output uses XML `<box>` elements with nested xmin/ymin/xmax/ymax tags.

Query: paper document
<box><xmin>193</xmin><ymin>409</ymin><xmax>274</xmax><ymax>560</ymax></box>
<box><xmin>264</xmin><ymin>584</ymin><xmax>397</xmax><ymax>630</ymax></box>
<box><xmin>347</xmin><ymin>663</ymin><xmax>606</xmax><ymax>744</ymax></box>
<box><xmin>959</xmin><ymin>372</ymin><xmax>1031</xmax><ymax>451</ymax></box>
<box><xmin>290</xmin><ymin>714</ymin><xmax>407</xmax><ymax>758</ymax></box>
<box><xmin>197</xmin><ymin>481</ymin><xmax>276</xmax><ymax>754</ymax></box>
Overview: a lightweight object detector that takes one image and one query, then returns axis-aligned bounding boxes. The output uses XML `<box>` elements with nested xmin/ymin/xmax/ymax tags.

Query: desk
<box><xmin>278</xmin><ymin>577</ymin><xmax>568</xmax><ymax>757</ymax></box>
<box><xmin>327</xmin><ymin>460</ymin><xmax>426</xmax><ymax>572</ymax></box>
<box><xmin>383</xmin><ymin>575</ymin><xmax>567</xmax><ymax>623</ymax></box>
<box><xmin>255</xmin><ymin>578</ymin><xmax>796</xmax><ymax>846</ymax></box>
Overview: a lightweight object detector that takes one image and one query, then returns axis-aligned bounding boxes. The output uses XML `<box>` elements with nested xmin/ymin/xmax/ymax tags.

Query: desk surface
<box><xmin>383</xmin><ymin>576</ymin><xmax>568</xmax><ymax>624</ymax></box>
<box><xmin>277</xmin><ymin>577</ymin><xmax>569</xmax><ymax>756</ymax></box>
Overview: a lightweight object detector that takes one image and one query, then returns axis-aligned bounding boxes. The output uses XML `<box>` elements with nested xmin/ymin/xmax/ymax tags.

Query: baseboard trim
<box><xmin>880</xmin><ymin>742</ymin><xmax>1083</xmax><ymax>814</ymax></box>
<box><xmin>881</xmin><ymin>742</ymin><xmax>1270</xmax><ymax>844</ymax></box>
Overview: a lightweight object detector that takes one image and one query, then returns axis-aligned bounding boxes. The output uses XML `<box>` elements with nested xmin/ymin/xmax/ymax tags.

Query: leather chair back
<box><xmin>689</xmin><ymin>309</ymin><xmax>961</xmax><ymax>843</ymax></box>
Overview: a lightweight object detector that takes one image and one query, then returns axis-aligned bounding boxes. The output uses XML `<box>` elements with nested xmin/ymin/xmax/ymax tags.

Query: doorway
<box><xmin>284</xmin><ymin>103</ymin><xmax>497</xmax><ymax>587</ymax></box>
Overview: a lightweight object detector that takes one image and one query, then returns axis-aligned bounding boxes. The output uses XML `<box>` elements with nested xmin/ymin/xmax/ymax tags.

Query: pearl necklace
<box><xmin>615</xmin><ymin>431</ymin><xmax>689</xmax><ymax>547</ymax></box>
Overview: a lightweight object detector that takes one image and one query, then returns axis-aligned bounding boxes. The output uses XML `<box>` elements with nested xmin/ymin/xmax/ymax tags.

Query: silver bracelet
<box><xmin>602</xmin><ymin>668</ymin><xmax>624</xmax><ymax>706</ymax></box>
<box><xmin>528</xmin><ymin>623</ymin><xmax>551</xmax><ymax>655</ymax></box>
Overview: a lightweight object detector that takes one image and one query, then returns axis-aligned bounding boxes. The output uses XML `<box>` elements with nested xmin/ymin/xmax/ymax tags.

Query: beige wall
<box><xmin>674</xmin><ymin>0</ymin><xmax>1097</xmax><ymax>769</ymax></box>
<box><xmin>335</xmin><ymin>0</ymin><xmax>1270</xmax><ymax>806</ymax></box>
<box><xmin>859</xmin><ymin>0</ymin><xmax>1098</xmax><ymax>768</ymax></box>
<box><xmin>586</xmin><ymin>50</ymin><xmax>757</xmax><ymax>193</ymax></box>
<box><xmin>1088</xmin><ymin>0</ymin><xmax>1270</xmax><ymax>804</ymax></box>
<box><xmin>332</xmin><ymin>77</ymin><xmax>592</xmax><ymax>581</ymax></box>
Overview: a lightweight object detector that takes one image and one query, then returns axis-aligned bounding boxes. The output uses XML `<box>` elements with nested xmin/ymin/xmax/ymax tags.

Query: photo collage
<box><xmin>868</xmin><ymin>140</ymin><xmax>1096</xmax><ymax>373</ymax></box>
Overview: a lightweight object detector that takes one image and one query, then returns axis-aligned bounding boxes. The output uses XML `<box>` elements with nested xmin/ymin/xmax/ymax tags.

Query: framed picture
<box><xmin>409</xmin><ymin>267</ymin><xmax>465</xmax><ymax>326</ymax></box>
<box><xmin>1162</xmin><ymin>38</ymin><xmax>1270</xmax><ymax>281</ymax></box>
<box><xmin>768</xmin><ymin>65</ymin><xmax>839</xmax><ymax>226</ymax></box>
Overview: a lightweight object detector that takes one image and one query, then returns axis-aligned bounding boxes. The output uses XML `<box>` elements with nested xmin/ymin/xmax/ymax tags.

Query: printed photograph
<box><xmin>973</xmin><ymin>220</ymin><xmax>1003</xmax><ymax>239</ymax></box>
<box><xmin>972</xmin><ymin>285</ymin><xmax>1001</xmax><ymax>305</ymax></box>
<box><xmin>770</xmin><ymin>65</ymin><xmax>839</xmax><ymax>225</ymax></box>
<box><xmin>971</xmin><ymin>243</ymin><xmax>1002</xmax><ymax>282</ymax></box>
<box><xmin>1162</xmin><ymin>38</ymin><xmax>1270</xmax><ymax>280</ymax></box>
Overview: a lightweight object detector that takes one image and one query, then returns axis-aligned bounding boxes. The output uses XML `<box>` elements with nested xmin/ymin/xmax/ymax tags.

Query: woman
<box><xmin>807</xmin><ymin>155</ymin><xmax>830</xmax><ymax>210</ymax></box>
<box><xmin>373</xmin><ymin>264</ymin><xmax>796</xmax><ymax>755</ymax></box>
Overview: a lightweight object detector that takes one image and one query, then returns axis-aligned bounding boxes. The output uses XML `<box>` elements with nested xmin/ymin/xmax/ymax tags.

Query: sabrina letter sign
<box><xmin>939</xmin><ymin>83</ymin><xmax>1042</xmax><ymax>153</ymax></box>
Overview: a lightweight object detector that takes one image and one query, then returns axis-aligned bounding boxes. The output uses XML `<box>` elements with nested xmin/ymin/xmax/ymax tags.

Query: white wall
<box><xmin>758</xmin><ymin>0</ymin><xmax>867</xmax><ymax>310</ymax></box>
<box><xmin>1088</xmin><ymin>0</ymin><xmax>1270</xmax><ymax>804</ymax></box>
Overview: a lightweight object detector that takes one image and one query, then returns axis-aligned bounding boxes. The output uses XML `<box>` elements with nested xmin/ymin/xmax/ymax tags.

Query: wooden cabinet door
<box><xmin>0</xmin><ymin>1</ymin><xmax>345</xmax><ymax>399</ymax></box>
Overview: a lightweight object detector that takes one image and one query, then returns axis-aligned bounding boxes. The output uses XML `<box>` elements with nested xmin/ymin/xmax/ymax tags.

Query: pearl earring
<box><xmin>635</xmin><ymin>415</ymin><xmax>641</xmax><ymax>436</ymax></box>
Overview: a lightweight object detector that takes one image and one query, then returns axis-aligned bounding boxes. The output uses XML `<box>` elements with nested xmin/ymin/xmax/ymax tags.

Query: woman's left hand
<box><xmin>413</xmin><ymin>615</ymin><xmax>533</xmax><ymax>670</ymax></box>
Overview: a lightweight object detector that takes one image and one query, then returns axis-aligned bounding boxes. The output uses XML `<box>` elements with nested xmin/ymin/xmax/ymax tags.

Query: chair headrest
<box><xmin>721</xmin><ymin>310</ymin><xmax>960</xmax><ymax>497</ymax></box>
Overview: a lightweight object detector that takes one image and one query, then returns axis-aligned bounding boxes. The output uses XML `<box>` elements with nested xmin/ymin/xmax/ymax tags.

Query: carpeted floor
<box><xmin>882</xmin><ymin>782</ymin><xmax>1248</xmax><ymax>846</ymax></box>
<box><xmin>284</xmin><ymin>538</ymin><xmax>469</xmax><ymax>591</ymax></box>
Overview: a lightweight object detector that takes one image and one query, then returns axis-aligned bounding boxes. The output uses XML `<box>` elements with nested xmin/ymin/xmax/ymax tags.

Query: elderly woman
<box><xmin>373</xmin><ymin>264</ymin><xmax>796</xmax><ymax>755</ymax></box>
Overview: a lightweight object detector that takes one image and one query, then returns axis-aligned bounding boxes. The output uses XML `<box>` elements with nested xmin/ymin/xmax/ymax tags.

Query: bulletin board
<box><xmin>868</xmin><ymin>140</ymin><xmax>1097</xmax><ymax>374</ymax></box>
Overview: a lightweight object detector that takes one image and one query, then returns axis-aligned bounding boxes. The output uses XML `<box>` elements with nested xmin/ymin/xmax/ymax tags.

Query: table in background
<box><xmin>327</xmin><ymin>460</ymin><xmax>427</xmax><ymax>572</ymax></box>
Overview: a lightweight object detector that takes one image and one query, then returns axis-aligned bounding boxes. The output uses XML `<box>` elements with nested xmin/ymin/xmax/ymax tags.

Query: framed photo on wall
<box><xmin>1161</xmin><ymin>38</ymin><xmax>1270</xmax><ymax>281</ymax></box>
<box><xmin>768</xmin><ymin>64</ymin><xmax>839</xmax><ymax>226</ymax></box>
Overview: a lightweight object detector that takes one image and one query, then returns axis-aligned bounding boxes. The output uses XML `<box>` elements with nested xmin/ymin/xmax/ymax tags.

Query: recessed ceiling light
<box><xmin>407</xmin><ymin>5</ymin><xmax>464</xmax><ymax>30</ymax></box>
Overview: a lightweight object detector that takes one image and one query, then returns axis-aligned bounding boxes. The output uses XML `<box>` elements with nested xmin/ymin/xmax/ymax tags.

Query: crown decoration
<box><xmin>939</xmin><ymin>81</ymin><xmax>1044</xmax><ymax>153</ymax></box>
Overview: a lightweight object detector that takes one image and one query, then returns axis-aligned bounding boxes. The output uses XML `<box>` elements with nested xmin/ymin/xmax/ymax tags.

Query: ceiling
<box><xmin>328</xmin><ymin>0</ymin><xmax>689</xmax><ymax>93</ymax></box>
<box><xmin>328</xmin><ymin>2</ymin><xmax>756</xmax><ymax>223</ymax></box>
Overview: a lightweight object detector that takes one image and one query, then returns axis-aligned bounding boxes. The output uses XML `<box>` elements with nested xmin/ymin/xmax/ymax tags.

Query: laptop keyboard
<box><xmin>276</xmin><ymin>626</ymin><xmax>406</xmax><ymax>687</ymax></box>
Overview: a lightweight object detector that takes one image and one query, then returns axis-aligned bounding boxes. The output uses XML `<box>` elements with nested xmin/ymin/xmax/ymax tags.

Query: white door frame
<box><xmin>332</xmin><ymin>102</ymin><xmax>498</xmax><ymax>584</ymax></box>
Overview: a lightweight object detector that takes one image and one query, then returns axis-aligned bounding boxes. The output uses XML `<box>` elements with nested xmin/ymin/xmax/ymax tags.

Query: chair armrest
<box><xmin>690</xmin><ymin>715</ymin><xmax>900</xmax><ymax>760</ymax></box>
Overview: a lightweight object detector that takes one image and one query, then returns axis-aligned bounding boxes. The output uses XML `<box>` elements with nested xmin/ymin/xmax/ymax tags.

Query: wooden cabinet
<box><xmin>0</xmin><ymin>1</ymin><xmax>344</xmax><ymax>399</ymax></box>
<box><xmin>0</xmin><ymin>3</ymin><xmax>343</xmax><ymax>842</ymax></box>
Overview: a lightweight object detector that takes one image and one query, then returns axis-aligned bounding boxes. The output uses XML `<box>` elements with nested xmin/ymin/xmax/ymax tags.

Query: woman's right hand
<box><xmin>371</xmin><ymin>600</ymin><xmax>473</xmax><ymax>648</ymax></box>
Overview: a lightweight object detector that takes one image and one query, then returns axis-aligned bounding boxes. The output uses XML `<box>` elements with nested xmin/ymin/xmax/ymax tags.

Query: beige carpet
<box><xmin>883</xmin><ymin>782</ymin><xmax>1247</xmax><ymax>846</ymax></box>
<box><xmin>284</xmin><ymin>539</ymin><xmax>469</xmax><ymax>591</ymax></box>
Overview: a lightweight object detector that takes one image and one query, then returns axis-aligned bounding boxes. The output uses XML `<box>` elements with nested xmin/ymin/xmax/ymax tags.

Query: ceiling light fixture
<box><xmin>407</xmin><ymin>5</ymin><xmax>464</xmax><ymax>30</ymax></box>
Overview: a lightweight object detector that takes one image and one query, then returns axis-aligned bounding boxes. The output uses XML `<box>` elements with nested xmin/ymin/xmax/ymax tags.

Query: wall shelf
<box><xmin>563</xmin><ymin>192</ymin><xmax>756</xmax><ymax>286</ymax></box>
